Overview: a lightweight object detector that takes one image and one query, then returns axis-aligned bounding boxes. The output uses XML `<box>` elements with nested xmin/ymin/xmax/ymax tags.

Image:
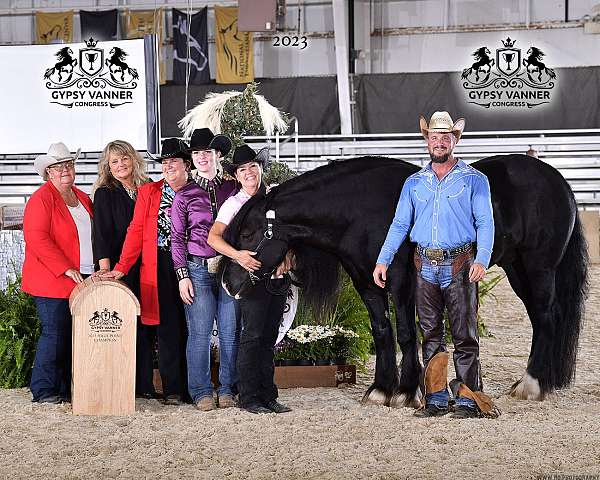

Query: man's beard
<box><xmin>429</xmin><ymin>152</ymin><xmax>451</xmax><ymax>163</ymax></box>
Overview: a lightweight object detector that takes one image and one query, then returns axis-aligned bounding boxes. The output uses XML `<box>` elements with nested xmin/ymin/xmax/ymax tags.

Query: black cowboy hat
<box><xmin>149</xmin><ymin>138</ymin><xmax>191</xmax><ymax>161</ymax></box>
<box><xmin>188</xmin><ymin>128</ymin><xmax>232</xmax><ymax>157</ymax></box>
<box><xmin>223</xmin><ymin>144</ymin><xmax>270</xmax><ymax>176</ymax></box>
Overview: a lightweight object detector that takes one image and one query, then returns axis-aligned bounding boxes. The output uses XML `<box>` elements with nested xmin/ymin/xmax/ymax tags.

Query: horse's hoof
<box><xmin>361</xmin><ymin>388</ymin><xmax>388</xmax><ymax>406</ymax></box>
<box><xmin>389</xmin><ymin>391</ymin><xmax>422</xmax><ymax>409</ymax></box>
<box><xmin>509</xmin><ymin>372</ymin><xmax>543</xmax><ymax>401</ymax></box>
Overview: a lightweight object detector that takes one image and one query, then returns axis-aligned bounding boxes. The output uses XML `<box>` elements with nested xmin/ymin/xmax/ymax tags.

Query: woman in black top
<box><xmin>92</xmin><ymin>140</ymin><xmax>155</xmax><ymax>398</ymax></box>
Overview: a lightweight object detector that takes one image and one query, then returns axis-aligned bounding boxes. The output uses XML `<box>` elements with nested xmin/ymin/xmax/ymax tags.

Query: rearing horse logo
<box><xmin>219</xmin><ymin>19</ymin><xmax>243</xmax><ymax>74</ymax></box>
<box><xmin>523</xmin><ymin>47</ymin><xmax>556</xmax><ymax>84</ymax></box>
<box><xmin>461</xmin><ymin>47</ymin><xmax>495</xmax><ymax>83</ymax></box>
<box><xmin>105</xmin><ymin>47</ymin><xmax>139</xmax><ymax>83</ymax></box>
<box><xmin>43</xmin><ymin>47</ymin><xmax>77</xmax><ymax>83</ymax></box>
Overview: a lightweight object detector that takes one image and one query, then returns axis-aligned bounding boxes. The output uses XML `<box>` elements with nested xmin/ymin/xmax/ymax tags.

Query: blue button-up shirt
<box><xmin>377</xmin><ymin>159</ymin><xmax>494</xmax><ymax>268</ymax></box>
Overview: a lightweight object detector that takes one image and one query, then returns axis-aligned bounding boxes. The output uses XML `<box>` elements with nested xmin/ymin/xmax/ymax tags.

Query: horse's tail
<box><xmin>550</xmin><ymin>211</ymin><xmax>589</xmax><ymax>390</ymax></box>
<box><xmin>129</xmin><ymin>67</ymin><xmax>139</xmax><ymax>79</ymax></box>
<box><xmin>44</xmin><ymin>67</ymin><xmax>54</xmax><ymax>79</ymax></box>
<box><xmin>292</xmin><ymin>244</ymin><xmax>341</xmax><ymax>321</ymax></box>
<box><xmin>461</xmin><ymin>67</ymin><xmax>471</xmax><ymax>79</ymax></box>
<box><xmin>547</xmin><ymin>67</ymin><xmax>556</xmax><ymax>79</ymax></box>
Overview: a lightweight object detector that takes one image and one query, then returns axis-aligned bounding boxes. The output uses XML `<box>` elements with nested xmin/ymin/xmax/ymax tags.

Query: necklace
<box><xmin>124</xmin><ymin>185</ymin><xmax>137</xmax><ymax>201</ymax></box>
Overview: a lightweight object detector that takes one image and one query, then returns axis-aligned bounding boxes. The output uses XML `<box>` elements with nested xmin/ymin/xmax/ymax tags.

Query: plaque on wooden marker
<box><xmin>69</xmin><ymin>277</ymin><xmax>140</xmax><ymax>415</ymax></box>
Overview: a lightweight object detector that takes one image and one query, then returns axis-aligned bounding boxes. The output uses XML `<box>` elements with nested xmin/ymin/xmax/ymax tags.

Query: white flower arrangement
<box><xmin>285</xmin><ymin>324</ymin><xmax>358</xmax><ymax>344</ymax></box>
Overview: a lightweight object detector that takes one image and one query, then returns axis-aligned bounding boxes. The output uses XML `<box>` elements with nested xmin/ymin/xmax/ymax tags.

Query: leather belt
<box><xmin>187</xmin><ymin>253</ymin><xmax>215</xmax><ymax>266</ymax></box>
<box><xmin>417</xmin><ymin>243</ymin><xmax>473</xmax><ymax>262</ymax></box>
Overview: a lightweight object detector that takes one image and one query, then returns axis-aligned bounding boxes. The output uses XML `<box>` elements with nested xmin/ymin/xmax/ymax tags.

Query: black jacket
<box><xmin>92</xmin><ymin>183</ymin><xmax>144</xmax><ymax>296</ymax></box>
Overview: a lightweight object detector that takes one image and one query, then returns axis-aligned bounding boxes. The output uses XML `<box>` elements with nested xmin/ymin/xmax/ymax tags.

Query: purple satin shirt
<box><xmin>170</xmin><ymin>175</ymin><xmax>238</xmax><ymax>270</ymax></box>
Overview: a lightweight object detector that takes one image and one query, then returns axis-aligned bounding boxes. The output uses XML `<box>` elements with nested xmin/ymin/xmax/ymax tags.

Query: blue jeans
<box><xmin>419</xmin><ymin>257</ymin><xmax>454</xmax><ymax>289</ymax></box>
<box><xmin>30</xmin><ymin>297</ymin><xmax>72</xmax><ymax>401</ymax></box>
<box><xmin>184</xmin><ymin>261</ymin><xmax>240</xmax><ymax>402</ymax></box>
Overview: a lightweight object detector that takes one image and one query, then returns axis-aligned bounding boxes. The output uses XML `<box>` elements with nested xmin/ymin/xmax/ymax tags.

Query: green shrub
<box><xmin>264</xmin><ymin>161</ymin><xmax>297</xmax><ymax>186</ymax></box>
<box><xmin>293</xmin><ymin>272</ymin><xmax>374</xmax><ymax>366</ymax></box>
<box><xmin>0</xmin><ymin>275</ymin><xmax>40</xmax><ymax>388</ymax></box>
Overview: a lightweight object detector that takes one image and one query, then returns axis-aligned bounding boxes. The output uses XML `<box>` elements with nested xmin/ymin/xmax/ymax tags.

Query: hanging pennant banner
<box><xmin>36</xmin><ymin>11</ymin><xmax>74</xmax><ymax>44</ymax></box>
<box><xmin>123</xmin><ymin>9</ymin><xmax>166</xmax><ymax>84</ymax></box>
<box><xmin>215</xmin><ymin>6</ymin><xmax>254</xmax><ymax>84</ymax></box>
<box><xmin>172</xmin><ymin>8</ymin><xmax>210</xmax><ymax>85</ymax></box>
<box><xmin>80</xmin><ymin>9</ymin><xmax>118</xmax><ymax>42</ymax></box>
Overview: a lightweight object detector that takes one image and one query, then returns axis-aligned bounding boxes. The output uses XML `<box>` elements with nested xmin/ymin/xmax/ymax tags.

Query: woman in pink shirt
<box><xmin>209</xmin><ymin>144</ymin><xmax>293</xmax><ymax>415</ymax></box>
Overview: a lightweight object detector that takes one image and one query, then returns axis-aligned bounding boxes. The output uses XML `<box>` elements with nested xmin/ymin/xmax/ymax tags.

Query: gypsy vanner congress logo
<box><xmin>89</xmin><ymin>308</ymin><xmax>123</xmax><ymax>332</ymax></box>
<box><xmin>460</xmin><ymin>37</ymin><xmax>557</xmax><ymax>109</ymax></box>
<box><xmin>43</xmin><ymin>38</ymin><xmax>139</xmax><ymax>108</ymax></box>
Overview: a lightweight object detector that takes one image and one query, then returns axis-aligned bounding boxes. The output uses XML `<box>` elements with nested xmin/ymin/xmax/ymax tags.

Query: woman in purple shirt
<box><xmin>170</xmin><ymin>128</ymin><xmax>239</xmax><ymax>411</ymax></box>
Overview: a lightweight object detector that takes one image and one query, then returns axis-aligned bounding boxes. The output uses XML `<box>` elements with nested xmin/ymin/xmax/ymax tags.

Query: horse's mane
<box><xmin>528</xmin><ymin>46</ymin><xmax>544</xmax><ymax>57</ymax></box>
<box><xmin>56</xmin><ymin>47</ymin><xmax>71</xmax><ymax>59</ymax></box>
<box><xmin>223</xmin><ymin>157</ymin><xmax>415</xmax><ymax>320</ymax></box>
<box><xmin>111</xmin><ymin>47</ymin><xmax>127</xmax><ymax>59</ymax></box>
<box><xmin>264</xmin><ymin>156</ymin><xmax>413</xmax><ymax>201</ymax></box>
<box><xmin>473</xmin><ymin>47</ymin><xmax>488</xmax><ymax>59</ymax></box>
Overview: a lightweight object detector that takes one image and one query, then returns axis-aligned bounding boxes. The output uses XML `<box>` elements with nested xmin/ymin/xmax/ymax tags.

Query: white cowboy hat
<box><xmin>34</xmin><ymin>142</ymin><xmax>81</xmax><ymax>177</ymax></box>
<box><xmin>419</xmin><ymin>111</ymin><xmax>466</xmax><ymax>142</ymax></box>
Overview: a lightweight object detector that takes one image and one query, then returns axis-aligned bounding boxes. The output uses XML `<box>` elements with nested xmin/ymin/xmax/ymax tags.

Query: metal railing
<box><xmin>2</xmin><ymin>128</ymin><xmax>600</xmax><ymax>208</ymax></box>
<box><xmin>245</xmin><ymin>116</ymin><xmax>300</xmax><ymax>169</ymax></box>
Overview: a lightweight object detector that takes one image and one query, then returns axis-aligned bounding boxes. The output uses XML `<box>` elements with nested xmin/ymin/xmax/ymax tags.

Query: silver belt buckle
<box><xmin>207</xmin><ymin>255</ymin><xmax>222</xmax><ymax>274</ymax></box>
<box><xmin>426</xmin><ymin>248</ymin><xmax>444</xmax><ymax>262</ymax></box>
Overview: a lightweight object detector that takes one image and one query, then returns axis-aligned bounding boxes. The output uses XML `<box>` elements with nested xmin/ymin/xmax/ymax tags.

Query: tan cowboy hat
<box><xmin>419</xmin><ymin>111</ymin><xmax>465</xmax><ymax>142</ymax></box>
<box><xmin>34</xmin><ymin>142</ymin><xmax>81</xmax><ymax>177</ymax></box>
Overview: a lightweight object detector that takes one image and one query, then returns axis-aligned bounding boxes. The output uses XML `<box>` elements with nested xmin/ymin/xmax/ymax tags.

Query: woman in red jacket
<box><xmin>104</xmin><ymin>138</ymin><xmax>191</xmax><ymax>405</ymax></box>
<box><xmin>22</xmin><ymin>142</ymin><xmax>93</xmax><ymax>404</ymax></box>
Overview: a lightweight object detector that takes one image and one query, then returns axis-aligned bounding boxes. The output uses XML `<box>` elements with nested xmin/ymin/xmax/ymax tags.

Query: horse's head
<box><xmin>526</xmin><ymin>47</ymin><xmax>544</xmax><ymax>59</ymax></box>
<box><xmin>220</xmin><ymin>192</ymin><xmax>291</xmax><ymax>299</ymax></box>
<box><xmin>57</xmin><ymin>47</ymin><xmax>73</xmax><ymax>60</ymax></box>
<box><xmin>474</xmin><ymin>47</ymin><xmax>491</xmax><ymax>60</ymax></box>
<box><xmin>108</xmin><ymin>47</ymin><xmax>126</xmax><ymax>59</ymax></box>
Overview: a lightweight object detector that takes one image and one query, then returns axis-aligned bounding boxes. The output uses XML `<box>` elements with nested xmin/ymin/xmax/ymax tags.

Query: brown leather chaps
<box><xmin>415</xmin><ymin>251</ymin><xmax>482</xmax><ymax>392</ymax></box>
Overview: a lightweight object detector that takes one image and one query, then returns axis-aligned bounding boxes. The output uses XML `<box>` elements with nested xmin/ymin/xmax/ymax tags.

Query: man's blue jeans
<box><xmin>184</xmin><ymin>260</ymin><xmax>240</xmax><ymax>402</ymax></box>
<box><xmin>30</xmin><ymin>296</ymin><xmax>71</xmax><ymax>401</ymax></box>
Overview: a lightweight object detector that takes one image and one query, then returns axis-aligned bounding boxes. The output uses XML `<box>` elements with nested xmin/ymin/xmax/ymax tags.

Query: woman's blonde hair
<box><xmin>93</xmin><ymin>140</ymin><xmax>150</xmax><ymax>196</ymax></box>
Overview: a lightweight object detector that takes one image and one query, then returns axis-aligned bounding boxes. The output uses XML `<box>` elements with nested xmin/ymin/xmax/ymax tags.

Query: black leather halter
<box><xmin>245</xmin><ymin>209</ymin><xmax>290</xmax><ymax>295</ymax></box>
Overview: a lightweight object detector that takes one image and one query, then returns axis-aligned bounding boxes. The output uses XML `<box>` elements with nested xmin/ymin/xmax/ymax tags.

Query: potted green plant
<box><xmin>0</xmin><ymin>275</ymin><xmax>40</xmax><ymax>388</ymax></box>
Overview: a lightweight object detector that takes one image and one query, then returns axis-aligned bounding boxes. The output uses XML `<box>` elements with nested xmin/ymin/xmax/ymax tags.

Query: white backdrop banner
<box><xmin>0</xmin><ymin>38</ymin><xmax>150</xmax><ymax>154</ymax></box>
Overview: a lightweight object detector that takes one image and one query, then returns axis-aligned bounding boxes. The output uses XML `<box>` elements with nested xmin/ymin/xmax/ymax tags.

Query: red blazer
<box><xmin>115</xmin><ymin>180</ymin><xmax>163</xmax><ymax>325</ymax></box>
<box><xmin>22</xmin><ymin>181</ymin><xmax>93</xmax><ymax>298</ymax></box>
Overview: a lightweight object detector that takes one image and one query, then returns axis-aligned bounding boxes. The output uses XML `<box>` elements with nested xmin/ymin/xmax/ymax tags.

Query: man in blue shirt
<box><xmin>373</xmin><ymin>111</ymin><xmax>494</xmax><ymax>419</ymax></box>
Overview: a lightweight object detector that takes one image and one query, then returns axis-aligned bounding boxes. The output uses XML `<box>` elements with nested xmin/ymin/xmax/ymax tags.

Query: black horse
<box><xmin>220</xmin><ymin>155</ymin><xmax>588</xmax><ymax>406</ymax></box>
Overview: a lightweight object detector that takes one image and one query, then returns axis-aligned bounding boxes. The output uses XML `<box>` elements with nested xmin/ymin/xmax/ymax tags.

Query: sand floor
<box><xmin>0</xmin><ymin>266</ymin><xmax>599</xmax><ymax>480</ymax></box>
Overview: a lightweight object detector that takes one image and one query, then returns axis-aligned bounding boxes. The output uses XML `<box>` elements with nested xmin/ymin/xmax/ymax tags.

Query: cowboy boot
<box><xmin>414</xmin><ymin>351</ymin><xmax>450</xmax><ymax>417</ymax></box>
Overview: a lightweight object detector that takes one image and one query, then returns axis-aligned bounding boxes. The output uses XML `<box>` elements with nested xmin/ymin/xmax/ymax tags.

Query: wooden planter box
<box><xmin>274</xmin><ymin>364</ymin><xmax>356</xmax><ymax>388</ymax></box>
<box><xmin>154</xmin><ymin>364</ymin><xmax>357</xmax><ymax>393</ymax></box>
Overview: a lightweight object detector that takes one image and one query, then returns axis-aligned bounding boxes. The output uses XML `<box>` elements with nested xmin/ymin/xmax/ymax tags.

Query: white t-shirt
<box><xmin>67</xmin><ymin>202</ymin><xmax>94</xmax><ymax>274</ymax></box>
<box><xmin>215</xmin><ymin>189</ymin><xmax>252</xmax><ymax>226</ymax></box>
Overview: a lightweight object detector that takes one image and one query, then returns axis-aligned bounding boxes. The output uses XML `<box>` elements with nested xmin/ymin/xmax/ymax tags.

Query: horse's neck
<box><xmin>276</xmin><ymin>188</ymin><xmax>348</xmax><ymax>247</ymax></box>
